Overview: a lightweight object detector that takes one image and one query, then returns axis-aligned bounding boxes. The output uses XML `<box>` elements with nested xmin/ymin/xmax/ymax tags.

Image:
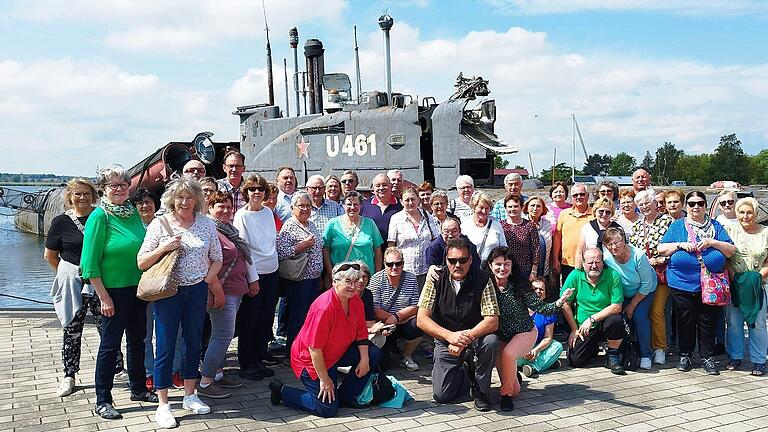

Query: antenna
<box><xmin>283</xmin><ymin>58</ymin><xmax>289</xmax><ymax>116</ymax></box>
<box><xmin>378</xmin><ymin>12</ymin><xmax>394</xmax><ymax>105</ymax></box>
<box><xmin>289</xmin><ymin>27</ymin><xmax>300</xmax><ymax>116</ymax></box>
<box><xmin>353</xmin><ymin>25</ymin><xmax>362</xmax><ymax>103</ymax></box>
<box><xmin>262</xmin><ymin>0</ymin><xmax>274</xmax><ymax>106</ymax></box>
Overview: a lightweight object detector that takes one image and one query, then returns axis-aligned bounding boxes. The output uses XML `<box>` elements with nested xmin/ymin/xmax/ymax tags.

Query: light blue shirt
<box><xmin>603</xmin><ymin>244</ymin><xmax>657</xmax><ymax>297</ymax></box>
<box><xmin>490</xmin><ymin>194</ymin><xmax>528</xmax><ymax>222</ymax></box>
<box><xmin>274</xmin><ymin>191</ymin><xmax>294</xmax><ymax>222</ymax></box>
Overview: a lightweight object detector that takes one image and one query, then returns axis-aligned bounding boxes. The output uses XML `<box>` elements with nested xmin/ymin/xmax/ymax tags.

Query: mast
<box><xmin>289</xmin><ymin>27</ymin><xmax>300</xmax><ymax>116</ymax></box>
<box><xmin>262</xmin><ymin>0</ymin><xmax>274</xmax><ymax>106</ymax></box>
<box><xmin>353</xmin><ymin>25</ymin><xmax>362</xmax><ymax>103</ymax></box>
<box><xmin>571</xmin><ymin>114</ymin><xmax>576</xmax><ymax>181</ymax></box>
<box><xmin>283</xmin><ymin>58</ymin><xmax>289</xmax><ymax>116</ymax></box>
<box><xmin>378</xmin><ymin>13</ymin><xmax>394</xmax><ymax>105</ymax></box>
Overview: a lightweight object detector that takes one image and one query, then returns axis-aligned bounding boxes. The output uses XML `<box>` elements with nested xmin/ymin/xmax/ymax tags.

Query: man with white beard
<box><xmin>560</xmin><ymin>247</ymin><xmax>627</xmax><ymax>375</ymax></box>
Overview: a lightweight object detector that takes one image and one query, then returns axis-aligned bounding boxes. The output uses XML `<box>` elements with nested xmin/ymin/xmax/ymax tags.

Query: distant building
<box><xmin>494</xmin><ymin>168</ymin><xmax>529</xmax><ymax>186</ymax></box>
<box><xmin>595</xmin><ymin>176</ymin><xmax>634</xmax><ymax>186</ymax></box>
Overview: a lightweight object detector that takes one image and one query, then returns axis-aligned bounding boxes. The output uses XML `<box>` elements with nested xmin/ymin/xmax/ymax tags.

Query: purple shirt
<box><xmin>361</xmin><ymin>197</ymin><xmax>402</xmax><ymax>250</ymax></box>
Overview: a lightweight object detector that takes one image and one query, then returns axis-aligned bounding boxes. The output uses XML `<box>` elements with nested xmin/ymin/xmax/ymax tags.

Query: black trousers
<box><xmin>670</xmin><ymin>288</ymin><xmax>721</xmax><ymax>358</ymax></box>
<box><xmin>567</xmin><ymin>314</ymin><xmax>627</xmax><ymax>367</ymax></box>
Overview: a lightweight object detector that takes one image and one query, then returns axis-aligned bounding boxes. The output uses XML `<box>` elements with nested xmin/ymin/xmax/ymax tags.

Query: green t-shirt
<box><xmin>80</xmin><ymin>207</ymin><xmax>146</xmax><ymax>289</ymax></box>
<box><xmin>560</xmin><ymin>266</ymin><xmax>624</xmax><ymax>326</ymax></box>
<box><xmin>323</xmin><ymin>216</ymin><xmax>383</xmax><ymax>272</ymax></box>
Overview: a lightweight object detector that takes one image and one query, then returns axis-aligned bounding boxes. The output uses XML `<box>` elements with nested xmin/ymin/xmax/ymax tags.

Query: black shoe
<box><xmin>239</xmin><ymin>368</ymin><xmax>264</xmax><ymax>381</ymax></box>
<box><xmin>130</xmin><ymin>391</ymin><xmax>159</xmax><ymax>403</ymax></box>
<box><xmin>607</xmin><ymin>354</ymin><xmax>626</xmax><ymax>375</ymax></box>
<box><xmin>268</xmin><ymin>340</ymin><xmax>286</xmax><ymax>356</ymax></box>
<box><xmin>94</xmin><ymin>403</ymin><xmax>122</xmax><ymax>420</ymax></box>
<box><xmin>702</xmin><ymin>357</ymin><xmax>720</xmax><ymax>375</ymax></box>
<box><xmin>268</xmin><ymin>379</ymin><xmax>284</xmax><ymax>406</ymax></box>
<box><xmin>254</xmin><ymin>362</ymin><xmax>275</xmax><ymax>377</ymax></box>
<box><xmin>678</xmin><ymin>355</ymin><xmax>693</xmax><ymax>372</ymax></box>
<box><xmin>261</xmin><ymin>353</ymin><xmax>279</xmax><ymax>366</ymax></box>
<box><xmin>713</xmin><ymin>342</ymin><xmax>726</xmax><ymax>357</ymax></box>
<box><xmin>550</xmin><ymin>359</ymin><xmax>562</xmax><ymax>370</ymax></box>
<box><xmin>473</xmin><ymin>391</ymin><xmax>492</xmax><ymax>412</ymax></box>
<box><xmin>500</xmin><ymin>395</ymin><xmax>514</xmax><ymax>412</ymax></box>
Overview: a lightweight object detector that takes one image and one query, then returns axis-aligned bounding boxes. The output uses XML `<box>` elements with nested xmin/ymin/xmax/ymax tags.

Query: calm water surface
<box><xmin>0</xmin><ymin>186</ymin><xmax>55</xmax><ymax>309</ymax></box>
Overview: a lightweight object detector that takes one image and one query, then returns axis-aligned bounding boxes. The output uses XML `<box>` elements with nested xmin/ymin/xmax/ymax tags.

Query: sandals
<box><xmin>725</xmin><ymin>359</ymin><xmax>742</xmax><ymax>371</ymax></box>
<box><xmin>130</xmin><ymin>391</ymin><xmax>160</xmax><ymax>403</ymax></box>
<box><xmin>752</xmin><ymin>363</ymin><xmax>765</xmax><ymax>376</ymax></box>
<box><xmin>95</xmin><ymin>403</ymin><xmax>123</xmax><ymax>420</ymax></box>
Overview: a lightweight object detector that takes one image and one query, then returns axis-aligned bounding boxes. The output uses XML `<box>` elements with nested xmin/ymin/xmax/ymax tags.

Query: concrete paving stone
<box><xmin>546</xmin><ymin>414</ymin><xmax>590</xmax><ymax>429</ymax></box>
<box><xmin>373</xmin><ymin>419</ymin><xmax>423</xmax><ymax>432</ymax></box>
<box><xmin>679</xmin><ymin>417</ymin><xmax>723</xmax><ymax>431</ymax></box>
<box><xmin>580</xmin><ymin>419</ymin><xmax>625</xmax><ymax>432</ymax></box>
<box><xmin>444</xmin><ymin>414</ymin><xmax>492</xmax><ymax>428</ymax></box>
<box><xmin>477</xmin><ymin>417</ymin><xmax>524</xmax><ymax>431</ymax></box>
<box><xmin>414</xmin><ymin>413</ymin><xmax>462</xmax><ymax>426</ymax></box>
<box><xmin>14</xmin><ymin>419</ymin><xmax>71</xmax><ymax>432</ymax></box>
<box><xmin>613</xmin><ymin>412</ymin><xmax>655</xmax><ymax>426</ymax></box>
<box><xmin>346</xmin><ymin>428</ymin><xmax>379</xmax><ymax>432</ymax></box>
<box><xmin>412</xmin><ymin>422</ymin><xmax>454</xmax><ymax>432</ymax></box>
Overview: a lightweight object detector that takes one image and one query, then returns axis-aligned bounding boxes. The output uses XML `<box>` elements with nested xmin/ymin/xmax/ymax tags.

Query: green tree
<box><xmin>608</xmin><ymin>152</ymin><xmax>636</xmax><ymax>176</ymax></box>
<box><xmin>676</xmin><ymin>154</ymin><xmax>713</xmax><ymax>186</ymax></box>
<box><xmin>494</xmin><ymin>155</ymin><xmax>509</xmax><ymax>169</ymax></box>
<box><xmin>641</xmin><ymin>151</ymin><xmax>654</xmax><ymax>172</ymax></box>
<box><xmin>583</xmin><ymin>154</ymin><xmax>612</xmax><ymax>176</ymax></box>
<box><xmin>748</xmin><ymin>149</ymin><xmax>768</xmax><ymax>184</ymax></box>
<box><xmin>711</xmin><ymin>134</ymin><xmax>749</xmax><ymax>184</ymax></box>
<box><xmin>653</xmin><ymin>142</ymin><xmax>684</xmax><ymax>185</ymax></box>
<box><xmin>539</xmin><ymin>163</ymin><xmax>574</xmax><ymax>184</ymax></box>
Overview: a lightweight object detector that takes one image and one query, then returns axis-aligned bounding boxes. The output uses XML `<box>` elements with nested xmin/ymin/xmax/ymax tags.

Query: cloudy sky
<box><xmin>1</xmin><ymin>0</ymin><xmax>766</xmax><ymax>176</ymax></box>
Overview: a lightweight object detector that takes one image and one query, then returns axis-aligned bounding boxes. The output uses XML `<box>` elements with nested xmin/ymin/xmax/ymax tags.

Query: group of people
<box><xmin>43</xmin><ymin>156</ymin><xmax>768</xmax><ymax>423</ymax></box>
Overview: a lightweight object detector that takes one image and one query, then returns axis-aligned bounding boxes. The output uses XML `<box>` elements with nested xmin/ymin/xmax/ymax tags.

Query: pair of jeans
<box><xmin>624</xmin><ymin>292</ymin><xmax>654</xmax><ymax>359</ymax></box>
<box><xmin>237</xmin><ymin>271</ymin><xmax>280</xmax><ymax>370</ymax></box>
<box><xmin>281</xmin><ymin>344</ymin><xmax>382</xmax><ymax>418</ymax></box>
<box><xmin>517</xmin><ymin>339</ymin><xmax>564</xmax><ymax>372</ymax></box>
<box><xmin>669</xmin><ymin>288</ymin><xmax>721</xmax><ymax>359</ymax></box>
<box><xmin>94</xmin><ymin>287</ymin><xmax>147</xmax><ymax>404</ymax></box>
<box><xmin>201</xmin><ymin>294</ymin><xmax>242</xmax><ymax>378</ymax></box>
<box><xmin>152</xmin><ymin>281</ymin><xmax>208</xmax><ymax>390</ymax></box>
<box><xmin>725</xmin><ymin>300</ymin><xmax>768</xmax><ymax>364</ymax></box>
<box><xmin>285</xmin><ymin>278</ymin><xmax>320</xmax><ymax>352</ymax></box>
<box><xmin>650</xmin><ymin>283</ymin><xmax>670</xmax><ymax>350</ymax></box>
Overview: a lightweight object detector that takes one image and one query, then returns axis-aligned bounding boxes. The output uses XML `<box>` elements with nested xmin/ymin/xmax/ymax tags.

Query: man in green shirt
<box><xmin>560</xmin><ymin>247</ymin><xmax>627</xmax><ymax>375</ymax></box>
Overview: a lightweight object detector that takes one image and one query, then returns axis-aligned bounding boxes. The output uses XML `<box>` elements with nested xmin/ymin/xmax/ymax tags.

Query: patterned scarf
<box><xmin>101</xmin><ymin>199</ymin><xmax>135</xmax><ymax>219</ymax></box>
<box><xmin>687</xmin><ymin>216</ymin><xmax>714</xmax><ymax>241</ymax></box>
<box><xmin>209</xmin><ymin>216</ymin><xmax>252</xmax><ymax>264</ymax></box>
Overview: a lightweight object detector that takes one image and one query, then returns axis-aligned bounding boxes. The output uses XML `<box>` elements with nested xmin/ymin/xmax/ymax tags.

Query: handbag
<box><xmin>684</xmin><ymin>219</ymin><xmax>731</xmax><ymax>306</ymax></box>
<box><xmin>137</xmin><ymin>217</ymin><xmax>182</xmax><ymax>302</ymax></box>
<box><xmin>278</xmin><ymin>220</ymin><xmax>313</xmax><ymax>281</ymax></box>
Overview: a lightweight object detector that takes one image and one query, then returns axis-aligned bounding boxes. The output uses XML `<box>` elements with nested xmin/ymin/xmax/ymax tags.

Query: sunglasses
<box><xmin>572</xmin><ymin>193</ymin><xmax>587</xmax><ymax>198</ymax></box>
<box><xmin>719</xmin><ymin>200</ymin><xmax>734</xmax><ymax>206</ymax></box>
<box><xmin>687</xmin><ymin>200</ymin><xmax>706</xmax><ymax>208</ymax></box>
<box><xmin>340</xmin><ymin>179</ymin><xmax>356</xmax><ymax>184</ymax></box>
<box><xmin>335</xmin><ymin>263</ymin><xmax>362</xmax><ymax>272</ymax></box>
<box><xmin>446</xmin><ymin>256</ymin><xmax>470</xmax><ymax>265</ymax></box>
<box><xmin>184</xmin><ymin>167</ymin><xmax>205</xmax><ymax>173</ymax></box>
<box><xmin>246</xmin><ymin>186</ymin><xmax>265</xmax><ymax>193</ymax></box>
<box><xmin>384</xmin><ymin>261</ymin><xmax>404</xmax><ymax>268</ymax></box>
<box><xmin>598</xmin><ymin>189</ymin><xmax>613</xmax><ymax>195</ymax></box>
<box><xmin>595</xmin><ymin>209</ymin><xmax>612</xmax><ymax>215</ymax></box>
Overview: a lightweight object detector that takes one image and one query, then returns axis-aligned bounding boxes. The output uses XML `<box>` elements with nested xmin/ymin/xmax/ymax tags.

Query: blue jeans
<box><xmin>152</xmin><ymin>281</ymin><xmax>208</xmax><ymax>390</ymax></box>
<box><xmin>725</xmin><ymin>300</ymin><xmax>768</xmax><ymax>364</ymax></box>
<box><xmin>144</xmin><ymin>305</ymin><xmax>154</xmax><ymax>376</ymax></box>
<box><xmin>237</xmin><ymin>271</ymin><xmax>280</xmax><ymax>369</ymax></box>
<box><xmin>282</xmin><ymin>344</ymin><xmax>381</xmax><ymax>418</ymax></box>
<box><xmin>285</xmin><ymin>278</ymin><xmax>320</xmax><ymax>352</ymax></box>
<box><xmin>624</xmin><ymin>292</ymin><xmax>654</xmax><ymax>359</ymax></box>
<box><xmin>94</xmin><ymin>286</ymin><xmax>147</xmax><ymax>404</ymax></box>
<box><xmin>201</xmin><ymin>294</ymin><xmax>242</xmax><ymax>378</ymax></box>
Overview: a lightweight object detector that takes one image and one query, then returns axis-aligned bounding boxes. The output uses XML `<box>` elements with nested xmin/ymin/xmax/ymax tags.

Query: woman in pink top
<box><xmin>267</xmin><ymin>262</ymin><xmax>382</xmax><ymax>418</ymax></box>
<box><xmin>544</xmin><ymin>181</ymin><xmax>572</xmax><ymax>235</ymax></box>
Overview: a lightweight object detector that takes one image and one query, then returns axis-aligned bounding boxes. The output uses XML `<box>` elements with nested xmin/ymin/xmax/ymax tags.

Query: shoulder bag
<box><xmin>137</xmin><ymin>217</ymin><xmax>182</xmax><ymax>302</ymax></box>
<box><xmin>278</xmin><ymin>220</ymin><xmax>312</xmax><ymax>282</ymax></box>
<box><xmin>684</xmin><ymin>219</ymin><xmax>731</xmax><ymax>306</ymax></box>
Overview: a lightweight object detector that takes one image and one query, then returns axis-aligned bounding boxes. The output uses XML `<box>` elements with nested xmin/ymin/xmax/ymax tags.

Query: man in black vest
<box><xmin>417</xmin><ymin>237</ymin><xmax>499</xmax><ymax>411</ymax></box>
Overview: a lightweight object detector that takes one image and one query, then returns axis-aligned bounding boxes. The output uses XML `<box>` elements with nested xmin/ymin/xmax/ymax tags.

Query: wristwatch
<box><xmin>589</xmin><ymin>316</ymin><xmax>596</xmax><ymax>324</ymax></box>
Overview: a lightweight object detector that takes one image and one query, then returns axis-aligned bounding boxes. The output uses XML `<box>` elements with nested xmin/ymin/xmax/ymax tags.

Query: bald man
<box><xmin>632</xmin><ymin>169</ymin><xmax>650</xmax><ymax>194</ymax></box>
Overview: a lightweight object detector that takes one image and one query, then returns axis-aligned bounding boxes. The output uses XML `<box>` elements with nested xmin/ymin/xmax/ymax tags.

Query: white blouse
<box><xmin>460</xmin><ymin>216</ymin><xmax>507</xmax><ymax>263</ymax></box>
<box><xmin>233</xmin><ymin>206</ymin><xmax>279</xmax><ymax>282</ymax></box>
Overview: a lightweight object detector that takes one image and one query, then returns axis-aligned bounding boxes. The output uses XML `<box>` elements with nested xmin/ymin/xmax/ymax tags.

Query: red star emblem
<box><xmin>296</xmin><ymin>136</ymin><xmax>310</xmax><ymax>158</ymax></box>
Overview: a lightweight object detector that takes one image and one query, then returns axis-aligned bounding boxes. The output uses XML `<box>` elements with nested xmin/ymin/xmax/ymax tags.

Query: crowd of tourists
<box><xmin>43</xmin><ymin>155</ymin><xmax>768</xmax><ymax>425</ymax></box>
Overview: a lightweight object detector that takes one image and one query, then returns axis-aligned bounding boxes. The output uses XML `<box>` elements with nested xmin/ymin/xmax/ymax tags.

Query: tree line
<box><xmin>537</xmin><ymin>134</ymin><xmax>767</xmax><ymax>186</ymax></box>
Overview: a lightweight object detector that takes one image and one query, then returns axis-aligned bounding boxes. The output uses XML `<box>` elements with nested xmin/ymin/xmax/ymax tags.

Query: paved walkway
<box><xmin>1</xmin><ymin>313</ymin><xmax>767</xmax><ymax>432</ymax></box>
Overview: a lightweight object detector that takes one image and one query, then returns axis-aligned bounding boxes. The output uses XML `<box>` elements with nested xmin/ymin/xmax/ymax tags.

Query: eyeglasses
<box><xmin>246</xmin><ymin>187</ymin><xmax>265</xmax><ymax>193</ymax></box>
<box><xmin>384</xmin><ymin>261</ymin><xmax>404</xmax><ymax>268</ymax></box>
<box><xmin>295</xmin><ymin>204</ymin><xmax>311</xmax><ymax>210</ymax></box>
<box><xmin>106</xmin><ymin>183</ymin><xmax>129</xmax><ymax>191</ymax></box>
<box><xmin>225</xmin><ymin>164</ymin><xmax>244</xmax><ymax>170</ymax></box>
<box><xmin>307</xmin><ymin>186</ymin><xmax>324</xmax><ymax>191</ymax></box>
<box><xmin>72</xmin><ymin>192</ymin><xmax>92</xmax><ymax>198</ymax></box>
<box><xmin>184</xmin><ymin>167</ymin><xmax>205</xmax><ymax>173</ymax></box>
<box><xmin>604</xmin><ymin>240</ymin><xmax>624</xmax><ymax>249</ymax></box>
<box><xmin>340</xmin><ymin>179</ymin><xmax>355</xmax><ymax>184</ymax></box>
<box><xmin>446</xmin><ymin>256</ymin><xmax>470</xmax><ymax>265</ymax></box>
<box><xmin>598</xmin><ymin>189</ymin><xmax>613</xmax><ymax>195</ymax></box>
<box><xmin>572</xmin><ymin>193</ymin><xmax>587</xmax><ymax>198</ymax></box>
<box><xmin>687</xmin><ymin>200</ymin><xmax>706</xmax><ymax>208</ymax></box>
<box><xmin>595</xmin><ymin>209</ymin><xmax>612</xmax><ymax>216</ymax></box>
<box><xmin>719</xmin><ymin>200</ymin><xmax>734</xmax><ymax>206</ymax></box>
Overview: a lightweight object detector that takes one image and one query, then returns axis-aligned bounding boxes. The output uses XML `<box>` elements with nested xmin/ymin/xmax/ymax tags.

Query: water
<box><xmin>0</xmin><ymin>186</ymin><xmax>55</xmax><ymax>309</ymax></box>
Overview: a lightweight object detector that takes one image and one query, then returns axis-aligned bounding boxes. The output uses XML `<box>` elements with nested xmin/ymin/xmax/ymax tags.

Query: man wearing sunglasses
<box><xmin>553</xmin><ymin>183</ymin><xmax>593</xmax><ymax>282</ymax></box>
<box><xmin>417</xmin><ymin>237</ymin><xmax>499</xmax><ymax>411</ymax></box>
<box><xmin>182</xmin><ymin>159</ymin><xmax>206</xmax><ymax>181</ymax></box>
<box><xmin>340</xmin><ymin>170</ymin><xmax>359</xmax><ymax>195</ymax></box>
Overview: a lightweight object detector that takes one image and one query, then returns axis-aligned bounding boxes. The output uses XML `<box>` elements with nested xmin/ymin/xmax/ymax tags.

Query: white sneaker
<box><xmin>182</xmin><ymin>393</ymin><xmax>211</xmax><ymax>414</ymax></box>
<box><xmin>653</xmin><ymin>349</ymin><xmax>666</xmax><ymax>365</ymax></box>
<box><xmin>400</xmin><ymin>356</ymin><xmax>419</xmax><ymax>371</ymax></box>
<box><xmin>114</xmin><ymin>370</ymin><xmax>129</xmax><ymax>383</ymax></box>
<box><xmin>56</xmin><ymin>377</ymin><xmax>75</xmax><ymax>397</ymax></box>
<box><xmin>639</xmin><ymin>357</ymin><xmax>652</xmax><ymax>370</ymax></box>
<box><xmin>155</xmin><ymin>404</ymin><xmax>177</xmax><ymax>429</ymax></box>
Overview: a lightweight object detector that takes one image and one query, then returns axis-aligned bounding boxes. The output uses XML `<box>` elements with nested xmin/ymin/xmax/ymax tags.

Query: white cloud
<box><xmin>10</xmin><ymin>0</ymin><xmax>347</xmax><ymax>53</ymax></box>
<box><xmin>484</xmin><ymin>0</ymin><xmax>768</xmax><ymax>16</ymax></box>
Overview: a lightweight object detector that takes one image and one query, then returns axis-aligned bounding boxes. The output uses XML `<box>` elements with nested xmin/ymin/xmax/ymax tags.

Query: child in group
<box><xmin>517</xmin><ymin>278</ymin><xmax>564</xmax><ymax>377</ymax></box>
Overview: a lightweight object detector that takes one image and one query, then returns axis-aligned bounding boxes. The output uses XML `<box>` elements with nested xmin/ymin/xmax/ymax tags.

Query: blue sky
<box><xmin>1</xmin><ymin>0</ymin><xmax>766</xmax><ymax>176</ymax></box>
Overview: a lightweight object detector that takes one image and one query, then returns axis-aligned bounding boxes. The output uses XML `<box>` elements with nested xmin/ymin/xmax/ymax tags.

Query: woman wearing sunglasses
<box><xmin>715</xmin><ymin>190</ymin><xmax>738</xmax><ymax>226</ymax></box>
<box><xmin>574</xmin><ymin>198</ymin><xmax>623</xmax><ymax>269</ymax></box>
<box><xmin>657</xmin><ymin>191</ymin><xmax>735</xmax><ymax>375</ymax></box>
<box><xmin>268</xmin><ymin>262</ymin><xmax>381</xmax><ymax>418</ymax></box>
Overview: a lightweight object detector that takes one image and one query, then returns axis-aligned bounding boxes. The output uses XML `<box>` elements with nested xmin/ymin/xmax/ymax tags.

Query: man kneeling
<box><xmin>561</xmin><ymin>248</ymin><xmax>628</xmax><ymax>375</ymax></box>
<box><xmin>417</xmin><ymin>238</ymin><xmax>500</xmax><ymax>411</ymax></box>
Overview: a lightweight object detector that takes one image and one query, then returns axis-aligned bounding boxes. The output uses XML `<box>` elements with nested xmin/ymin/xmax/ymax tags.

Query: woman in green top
<box><xmin>487</xmin><ymin>246</ymin><xmax>572</xmax><ymax>412</ymax></box>
<box><xmin>80</xmin><ymin>166</ymin><xmax>155</xmax><ymax>420</ymax></box>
